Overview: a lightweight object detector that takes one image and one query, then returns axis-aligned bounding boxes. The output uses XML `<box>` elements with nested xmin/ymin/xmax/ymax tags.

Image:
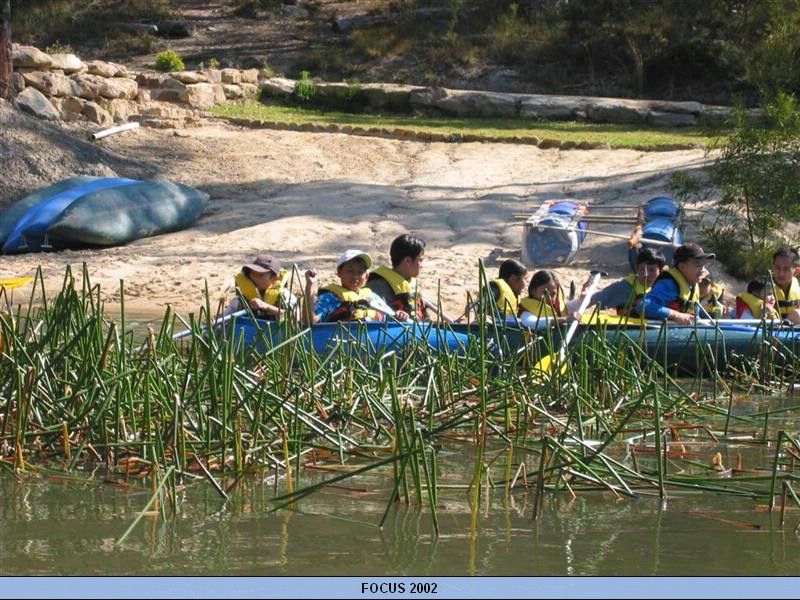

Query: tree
<box><xmin>0</xmin><ymin>0</ymin><xmax>11</xmax><ymax>100</ymax></box>
<box><xmin>711</xmin><ymin>92</ymin><xmax>800</xmax><ymax>251</ymax></box>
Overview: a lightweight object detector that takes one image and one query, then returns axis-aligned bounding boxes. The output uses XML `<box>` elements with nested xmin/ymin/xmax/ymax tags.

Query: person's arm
<box><xmin>637</xmin><ymin>279</ymin><xmax>693</xmax><ymax>324</ymax></box>
<box><xmin>787</xmin><ymin>308</ymin><xmax>800</xmax><ymax>324</ymax></box>
<box><xmin>248</xmin><ymin>297</ymin><xmax>284</xmax><ymax>318</ymax></box>
<box><xmin>303</xmin><ymin>269</ymin><xmax>320</xmax><ymax>324</ymax></box>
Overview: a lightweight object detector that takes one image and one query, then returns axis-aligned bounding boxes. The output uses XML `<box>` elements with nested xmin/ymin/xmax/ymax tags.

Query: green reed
<box><xmin>1</xmin><ymin>265</ymin><xmax>799</xmax><ymax>543</ymax></box>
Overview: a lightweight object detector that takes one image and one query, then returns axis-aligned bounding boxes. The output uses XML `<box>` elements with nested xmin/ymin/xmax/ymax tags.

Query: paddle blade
<box><xmin>531</xmin><ymin>352</ymin><xmax>568</xmax><ymax>381</ymax></box>
<box><xmin>0</xmin><ymin>277</ymin><xmax>33</xmax><ymax>290</ymax></box>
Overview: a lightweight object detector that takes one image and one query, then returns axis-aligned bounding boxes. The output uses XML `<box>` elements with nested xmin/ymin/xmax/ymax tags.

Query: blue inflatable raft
<box><xmin>1</xmin><ymin>177</ymin><xmax>208</xmax><ymax>254</ymax></box>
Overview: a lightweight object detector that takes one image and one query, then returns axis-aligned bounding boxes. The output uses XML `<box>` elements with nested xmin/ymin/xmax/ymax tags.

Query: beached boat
<box><xmin>1</xmin><ymin>177</ymin><xmax>208</xmax><ymax>254</ymax></box>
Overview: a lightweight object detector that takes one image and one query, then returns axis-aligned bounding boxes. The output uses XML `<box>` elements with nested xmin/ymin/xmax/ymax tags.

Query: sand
<box><xmin>3</xmin><ymin>118</ymin><xmax>722</xmax><ymax>318</ymax></box>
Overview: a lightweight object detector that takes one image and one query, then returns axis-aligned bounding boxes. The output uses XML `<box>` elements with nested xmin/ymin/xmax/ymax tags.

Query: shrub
<box><xmin>155</xmin><ymin>48</ymin><xmax>185</xmax><ymax>72</ymax></box>
<box><xmin>45</xmin><ymin>40</ymin><xmax>74</xmax><ymax>55</ymax></box>
<box><xmin>701</xmin><ymin>215</ymin><xmax>784</xmax><ymax>280</ymax></box>
<box><xmin>207</xmin><ymin>57</ymin><xmax>221</xmax><ymax>69</ymax></box>
<box><xmin>294</xmin><ymin>71</ymin><xmax>317</xmax><ymax>103</ymax></box>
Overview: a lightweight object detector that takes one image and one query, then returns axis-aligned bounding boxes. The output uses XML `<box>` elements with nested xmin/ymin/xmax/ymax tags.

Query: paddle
<box><xmin>422</xmin><ymin>298</ymin><xmax>455</xmax><ymax>324</ymax></box>
<box><xmin>532</xmin><ymin>270</ymin><xmax>605</xmax><ymax>378</ymax></box>
<box><xmin>171</xmin><ymin>309</ymin><xmax>248</xmax><ymax>343</ymax></box>
<box><xmin>0</xmin><ymin>276</ymin><xmax>34</xmax><ymax>290</ymax></box>
<box><xmin>530</xmin><ymin>223</ymin><xmax>677</xmax><ymax>248</ymax></box>
<box><xmin>366</xmin><ymin>297</ymin><xmax>398</xmax><ymax>320</ymax></box>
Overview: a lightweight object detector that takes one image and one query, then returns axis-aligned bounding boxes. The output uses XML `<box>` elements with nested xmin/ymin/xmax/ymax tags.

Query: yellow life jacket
<box><xmin>519</xmin><ymin>287</ymin><xmax>568</xmax><ymax>319</ymax></box>
<box><xmin>656</xmin><ymin>267</ymin><xmax>699</xmax><ymax>314</ymax></box>
<box><xmin>319</xmin><ymin>284</ymin><xmax>378</xmax><ymax>322</ymax></box>
<box><xmin>618</xmin><ymin>274</ymin><xmax>650</xmax><ymax>315</ymax></box>
<box><xmin>368</xmin><ymin>265</ymin><xmax>425</xmax><ymax>319</ymax></box>
<box><xmin>700</xmin><ymin>282</ymin><xmax>726</xmax><ymax>318</ymax></box>
<box><xmin>487</xmin><ymin>278</ymin><xmax>519</xmax><ymax>320</ymax></box>
<box><xmin>735</xmin><ymin>292</ymin><xmax>778</xmax><ymax>319</ymax></box>
<box><xmin>235</xmin><ymin>269</ymin><xmax>290</xmax><ymax>307</ymax></box>
<box><xmin>775</xmin><ymin>277</ymin><xmax>800</xmax><ymax>317</ymax></box>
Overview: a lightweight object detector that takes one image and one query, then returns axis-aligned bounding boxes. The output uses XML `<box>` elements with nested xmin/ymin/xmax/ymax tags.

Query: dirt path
<box><xmin>2</xmin><ymin>117</ymin><xmax>718</xmax><ymax>317</ymax></box>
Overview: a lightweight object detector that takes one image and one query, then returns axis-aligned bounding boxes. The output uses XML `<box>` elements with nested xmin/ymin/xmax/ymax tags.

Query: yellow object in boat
<box><xmin>580</xmin><ymin>312</ymin><xmax>649</xmax><ymax>327</ymax></box>
<box><xmin>0</xmin><ymin>276</ymin><xmax>33</xmax><ymax>290</ymax></box>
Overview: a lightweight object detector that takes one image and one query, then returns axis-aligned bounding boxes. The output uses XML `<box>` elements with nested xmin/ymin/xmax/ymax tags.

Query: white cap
<box><xmin>336</xmin><ymin>249</ymin><xmax>373</xmax><ymax>270</ymax></box>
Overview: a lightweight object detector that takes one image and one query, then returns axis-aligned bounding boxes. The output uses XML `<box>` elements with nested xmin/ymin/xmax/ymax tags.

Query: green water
<box><xmin>2</xmin><ymin>454</ymin><xmax>799</xmax><ymax>576</ymax></box>
<box><xmin>2</xmin><ymin>311</ymin><xmax>798</xmax><ymax>576</ymax></box>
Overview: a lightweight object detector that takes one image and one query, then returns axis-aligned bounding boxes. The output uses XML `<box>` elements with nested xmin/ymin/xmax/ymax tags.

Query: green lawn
<box><xmin>210</xmin><ymin>101</ymin><xmax>722</xmax><ymax>148</ymax></box>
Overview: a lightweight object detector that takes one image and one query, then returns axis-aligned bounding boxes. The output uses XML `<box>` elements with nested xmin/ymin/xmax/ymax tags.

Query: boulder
<box><xmin>21</xmin><ymin>71</ymin><xmax>78</xmax><ymax>97</ymax></box>
<box><xmin>260</xmin><ymin>77</ymin><xmax>294</xmax><ymax>97</ymax></box>
<box><xmin>55</xmin><ymin>96</ymin><xmax>87</xmax><ymax>122</ymax></box>
<box><xmin>409</xmin><ymin>86</ymin><xmax>447</xmax><ymax>109</ymax></box>
<box><xmin>434</xmin><ymin>90</ymin><xmax>519</xmax><ymax>118</ymax></box>
<box><xmin>519</xmin><ymin>95</ymin><xmax>586</xmax><ymax>120</ymax></box>
<box><xmin>136</xmin><ymin>72</ymin><xmax>171</xmax><ymax>88</ymax></box>
<box><xmin>108</xmin><ymin>99</ymin><xmax>139</xmax><ymax>122</ymax></box>
<box><xmin>648</xmin><ymin>100</ymin><xmax>703</xmax><ymax>115</ymax></box>
<box><xmin>49</xmin><ymin>53</ymin><xmax>85</xmax><ymax>74</ymax></box>
<box><xmin>86</xmin><ymin>60</ymin><xmax>119</xmax><ymax>78</ymax></box>
<box><xmin>150</xmin><ymin>89</ymin><xmax>187</xmax><ymax>103</ymax></box>
<box><xmin>139</xmin><ymin>103</ymin><xmax>192</xmax><ymax>119</ymax></box>
<box><xmin>71</xmin><ymin>73</ymin><xmax>106</xmax><ymax>99</ymax></box>
<box><xmin>241</xmin><ymin>69</ymin><xmax>260</xmax><ymax>84</ymax></box>
<box><xmin>222</xmin><ymin>84</ymin><xmax>244</xmax><ymax>99</ymax></box>
<box><xmin>240</xmin><ymin>83</ymin><xmax>259</xmax><ymax>97</ymax></box>
<box><xmin>171</xmin><ymin>70</ymin><xmax>208</xmax><ymax>84</ymax></box>
<box><xmin>98</xmin><ymin>77</ymin><xmax>138</xmax><ymax>100</ymax></box>
<box><xmin>221</xmin><ymin>68</ymin><xmax>242</xmax><ymax>84</ymax></box>
<box><xmin>585</xmin><ymin>99</ymin><xmax>649</xmax><ymax>124</ymax></box>
<box><xmin>12</xmin><ymin>45</ymin><xmax>52</xmax><ymax>69</ymax></box>
<box><xmin>648</xmin><ymin>111</ymin><xmax>696</xmax><ymax>128</ymax></box>
<box><xmin>11</xmin><ymin>72</ymin><xmax>25</xmax><ymax>92</ymax></box>
<box><xmin>201</xmin><ymin>69</ymin><xmax>222</xmax><ymax>83</ymax></box>
<box><xmin>82</xmin><ymin>101</ymin><xmax>114</xmax><ymax>126</ymax></box>
<box><xmin>183</xmin><ymin>83</ymin><xmax>220</xmax><ymax>109</ymax></box>
<box><xmin>111</xmin><ymin>62</ymin><xmax>131</xmax><ymax>78</ymax></box>
<box><xmin>360</xmin><ymin>84</ymin><xmax>416</xmax><ymax>111</ymax></box>
<box><xmin>16</xmin><ymin>87</ymin><xmax>60</xmax><ymax>120</ymax></box>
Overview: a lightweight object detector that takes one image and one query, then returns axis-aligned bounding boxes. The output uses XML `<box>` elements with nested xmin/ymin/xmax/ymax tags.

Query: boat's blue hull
<box><xmin>230</xmin><ymin>318</ymin><xmax>474</xmax><ymax>356</ymax></box>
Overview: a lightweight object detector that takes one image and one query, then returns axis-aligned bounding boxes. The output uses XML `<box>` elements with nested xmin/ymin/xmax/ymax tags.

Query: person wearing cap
<box><xmin>588</xmin><ymin>247</ymin><xmax>666</xmax><ymax>316</ymax></box>
<box><xmin>636</xmin><ymin>242</ymin><xmax>715</xmax><ymax>324</ymax></box>
<box><xmin>302</xmin><ymin>250</ymin><xmax>409</xmax><ymax>324</ymax></box>
<box><xmin>771</xmin><ymin>246</ymin><xmax>800</xmax><ymax>324</ymax></box>
<box><xmin>232</xmin><ymin>254</ymin><xmax>295</xmax><ymax>319</ymax></box>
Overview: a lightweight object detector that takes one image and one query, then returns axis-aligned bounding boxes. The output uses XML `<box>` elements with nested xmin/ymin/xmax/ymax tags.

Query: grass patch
<box><xmin>211</xmin><ymin>101</ymin><xmax>720</xmax><ymax>148</ymax></box>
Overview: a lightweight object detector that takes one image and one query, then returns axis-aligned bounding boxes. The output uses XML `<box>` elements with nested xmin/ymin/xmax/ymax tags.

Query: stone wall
<box><xmin>9</xmin><ymin>44</ymin><xmax>759</xmax><ymax>132</ymax></box>
<box><xmin>262</xmin><ymin>78</ymin><xmax>762</xmax><ymax>128</ymax></box>
<box><xmin>10</xmin><ymin>44</ymin><xmax>261</xmax><ymax>129</ymax></box>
